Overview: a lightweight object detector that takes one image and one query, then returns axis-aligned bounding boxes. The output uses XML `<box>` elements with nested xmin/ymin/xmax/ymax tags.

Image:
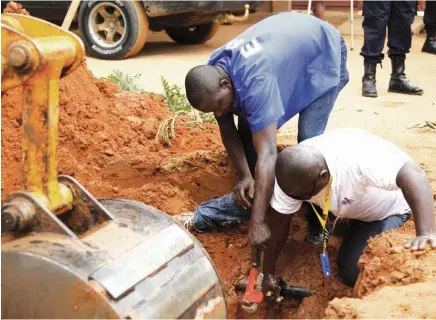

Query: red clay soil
<box><xmin>2</xmin><ymin>2</ymin><xmax>30</xmax><ymax>15</ymax></box>
<box><xmin>326</xmin><ymin>223</ymin><xmax>436</xmax><ymax>318</ymax></box>
<box><xmin>1</xmin><ymin>64</ymin><xmax>228</xmax><ymax>212</ymax></box>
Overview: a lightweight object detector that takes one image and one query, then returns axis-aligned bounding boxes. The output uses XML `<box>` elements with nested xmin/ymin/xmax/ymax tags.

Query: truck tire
<box><xmin>78</xmin><ymin>1</ymin><xmax>148</xmax><ymax>60</ymax></box>
<box><xmin>165</xmin><ymin>22</ymin><xmax>219</xmax><ymax>45</ymax></box>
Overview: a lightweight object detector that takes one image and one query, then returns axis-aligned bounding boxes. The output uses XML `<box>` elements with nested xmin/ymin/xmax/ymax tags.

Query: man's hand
<box><xmin>404</xmin><ymin>232</ymin><xmax>436</xmax><ymax>251</ymax></box>
<box><xmin>233</xmin><ymin>176</ymin><xmax>255</xmax><ymax>209</ymax></box>
<box><xmin>396</xmin><ymin>162</ymin><xmax>436</xmax><ymax>252</ymax></box>
<box><xmin>262</xmin><ymin>273</ymin><xmax>283</xmax><ymax>305</ymax></box>
<box><xmin>249</xmin><ymin>221</ymin><xmax>271</xmax><ymax>251</ymax></box>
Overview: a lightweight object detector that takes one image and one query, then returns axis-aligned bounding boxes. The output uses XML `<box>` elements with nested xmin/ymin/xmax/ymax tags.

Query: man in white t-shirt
<box><xmin>263</xmin><ymin>128</ymin><xmax>436</xmax><ymax>297</ymax></box>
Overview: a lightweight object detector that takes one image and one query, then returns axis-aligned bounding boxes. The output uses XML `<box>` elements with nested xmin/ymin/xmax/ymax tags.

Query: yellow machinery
<box><xmin>1</xmin><ymin>14</ymin><xmax>226</xmax><ymax>319</ymax></box>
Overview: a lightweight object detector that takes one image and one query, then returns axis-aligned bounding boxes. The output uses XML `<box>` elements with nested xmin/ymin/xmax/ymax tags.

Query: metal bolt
<box><xmin>1</xmin><ymin>208</ymin><xmax>19</xmax><ymax>232</ymax></box>
<box><xmin>1</xmin><ymin>198</ymin><xmax>36</xmax><ymax>232</ymax></box>
<box><xmin>9</xmin><ymin>46</ymin><xmax>29</xmax><ymax>69</ymax></box>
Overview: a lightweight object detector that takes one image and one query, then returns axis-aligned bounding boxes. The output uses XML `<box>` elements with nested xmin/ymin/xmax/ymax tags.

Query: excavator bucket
<box><xmin>2</xmin><ymin>197</ymin><xmax>227</xmax><ymax>319</ymax></box>
<box><xmin>1</xmin><ymin>13</ymin><xmax>227</xmax><ymax>319</ymax></box>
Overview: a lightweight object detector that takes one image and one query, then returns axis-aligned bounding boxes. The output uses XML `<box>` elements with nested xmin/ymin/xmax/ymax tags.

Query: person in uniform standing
<box><xmin>423</xmin><ymin>0</ymin><xmax>436</xmax><ymax>54</ymax></box>
<box><xmin>361</xmin><ymin>1</ymin><xmax>423</xmax><ymax>98</ymax></box>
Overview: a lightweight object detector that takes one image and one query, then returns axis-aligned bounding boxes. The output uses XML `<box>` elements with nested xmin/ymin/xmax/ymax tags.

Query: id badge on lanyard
<box><xmin>311</xmin><ymin>177</ymin><xmax>332</xmax><ymax>278</ymax></box>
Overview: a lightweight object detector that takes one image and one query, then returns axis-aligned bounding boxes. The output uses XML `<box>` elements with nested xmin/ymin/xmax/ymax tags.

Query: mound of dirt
<box><xmin>326</xmin><ymin>281</ymin><xmax>436</xmax><ymax>319</ymax></box>
<box><xmin>325</xmin><ymin>224</ymin><xmax>436</xmax><ymax>318</ymax></box>
<box><xmin>2</xmin><ymin>1</ymin><xmax>30</xmax><ymax>15</ymax></box>
<box><xmin>1</xmin><ymin>63</ymin><xmax>229</xmax><ymax>213</ymax></box>
<box><xmin>354</xmin><ymin>225</ymin><xmax>436</xmax><ymax>298</ymax></box>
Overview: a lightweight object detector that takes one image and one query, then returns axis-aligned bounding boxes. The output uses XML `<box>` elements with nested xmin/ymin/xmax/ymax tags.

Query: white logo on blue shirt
<box><xmin>240</xmin><ymin>38</ymin><xmax>263</xmax><ymax>58</ymax></box>
<box><xmin>224</xmin><ymin>37</ymin><xmax>263</xmax><ymax>58</ymax></box>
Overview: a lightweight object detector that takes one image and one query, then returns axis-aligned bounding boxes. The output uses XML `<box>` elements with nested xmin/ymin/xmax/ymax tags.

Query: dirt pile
<box><xmin>2</xmin><ymin>1</ymin><xmax>30</xmax><ymax>15</ymax></box>
<box><xmin>325</xmin><ymin>224</ymin><xmax>436</xmax><ymax>319</ymax></box>
<box><xmin>1</xmin><ymin>63</ymin><xmax>229</xmax><ymax>214</ymax></box>
<box><xmin>326</xmin><ymin>281</ymin><xmax>436</xmax><ymax>319</ymax></box>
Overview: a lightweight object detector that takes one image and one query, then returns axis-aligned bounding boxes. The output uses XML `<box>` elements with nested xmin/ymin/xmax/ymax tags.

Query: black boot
<box><xmin>388</xmin><ymin>56</ymin><xmax>423</xmax><ymax>95</ymax></box>
<box><xmin>422</xmin><ymin>29</ymin><xmax>436</xmax><ymax>55</ymax></box>
<box><xmin>362</xmin><ymin>63</ymin><xmax>378</xmax><ymax>98</ymax></box>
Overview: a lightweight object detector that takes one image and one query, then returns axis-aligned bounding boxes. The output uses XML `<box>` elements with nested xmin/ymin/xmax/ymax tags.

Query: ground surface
<box><xmin>2</xmin><ymin>5</ymin><xmax>436</xmax><ymax>319</ymax></box>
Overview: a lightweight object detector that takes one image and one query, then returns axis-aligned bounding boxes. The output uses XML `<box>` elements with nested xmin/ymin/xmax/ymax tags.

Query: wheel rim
<box><xmin>89</xmin><ymin>2</ymin><xmax>127</xmax><ymax>48</ymax></box>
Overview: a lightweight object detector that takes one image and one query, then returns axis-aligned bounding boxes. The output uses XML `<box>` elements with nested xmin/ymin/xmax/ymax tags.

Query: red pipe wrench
<box><xmin>241</xmin><ymin>250</ymin><xmax>264</xmax><ymax>313</ymax></box>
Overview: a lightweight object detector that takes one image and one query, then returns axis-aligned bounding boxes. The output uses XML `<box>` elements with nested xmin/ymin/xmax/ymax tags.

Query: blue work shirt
<box><xmin>208</xmin><ymin>12</ymin><xmax>342</xmax><ymax>133</ymax></box>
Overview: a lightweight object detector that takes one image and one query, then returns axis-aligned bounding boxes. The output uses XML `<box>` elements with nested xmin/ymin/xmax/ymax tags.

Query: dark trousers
<box><xmin>361</xmin><ymin>1</ymin><xmax>416</xmax><ymax>63</ymax></box>
<box><xmin>424</xmin><ymin>0</ymin><xmax>436</xmax><ymax>32</ymax></box>
<box><xmin>336</xmin><ymin>212</ymin><xmax>411</xmax><ymax>286</ymax></box>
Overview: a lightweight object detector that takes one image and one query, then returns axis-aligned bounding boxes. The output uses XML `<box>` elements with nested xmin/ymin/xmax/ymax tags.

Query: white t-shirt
<box><xmin>271</xmin><ymin>128</ymin><xmax>412</xmax><ymax>222</ymax></box>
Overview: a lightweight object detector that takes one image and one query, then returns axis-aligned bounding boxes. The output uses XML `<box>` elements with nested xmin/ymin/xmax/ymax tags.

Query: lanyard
<box><xmin>310</xmin><ymin>176</ymin><xmax>332</xmax><ymax>254</ymax></box>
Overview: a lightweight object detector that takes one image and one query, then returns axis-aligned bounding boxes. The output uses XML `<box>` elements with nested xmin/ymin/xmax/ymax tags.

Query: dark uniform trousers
<box><xmin>361</xmin><ymin>1</ymin><xmax>416</xmax><ymax>63</ymax></box>
<box><xmin>424</xmin><ymin>0</ymin><xmax>436</xmax><ymax>32</ymax></box>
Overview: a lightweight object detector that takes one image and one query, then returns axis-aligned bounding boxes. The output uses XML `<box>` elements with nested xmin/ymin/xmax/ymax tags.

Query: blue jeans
<box><xmin>297</xmin><ymin>35</ymin><xmax>349</xmax><ymax>143</ymax></box>
<box><xmin>193</xmin><ymin>193</ymin><xmax>251</xmax><ymax>232</ymax></box>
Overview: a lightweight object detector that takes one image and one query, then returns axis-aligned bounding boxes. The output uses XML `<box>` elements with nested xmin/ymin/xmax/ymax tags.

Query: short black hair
<box><xmin>276</xmin><ymin>145</ymin><xmax>323</xmax><ymax>191</ymax></box>
<box><xmin>185</xmin><ymin>65</ymin><xmax>221</xmax><ymax>110</ymax></box>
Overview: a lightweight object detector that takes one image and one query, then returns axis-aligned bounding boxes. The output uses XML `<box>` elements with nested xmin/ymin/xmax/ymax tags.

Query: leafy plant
<box><xmin>161</xmin><ymin>77</ymin><xmax>191</xmax><ymax>112</ymax></box>
<box><xmin>156</xmin><ymin>77</ymin><xmax>216</xmax><ymax>146</ymax></box>
<box><xmin>160</xmin><ymin>77</ymin><xmax>216</xmax><ymax>124</ymax></box>
<box><xmin>102</xmin><ymin>69</ymin><xmax>146</xmax><ymax>93</ymax></box>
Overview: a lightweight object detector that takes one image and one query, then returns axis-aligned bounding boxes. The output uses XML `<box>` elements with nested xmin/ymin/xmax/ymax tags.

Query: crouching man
<box><xmin>174</xmin><ymin>128</ymin><xmax>436</xmax><ymax>290</ymax></box>
<box><xmin>263</xmin><ymin>128</ymin><xmax>436</xmax><ymax>294</ymax></box>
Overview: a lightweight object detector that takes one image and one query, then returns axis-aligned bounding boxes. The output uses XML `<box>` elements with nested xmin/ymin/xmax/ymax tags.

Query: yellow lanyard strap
<box><xmin>310</xmin><ymin>177</ymin><xmax>332</xmax><ymax>250</ymax></box>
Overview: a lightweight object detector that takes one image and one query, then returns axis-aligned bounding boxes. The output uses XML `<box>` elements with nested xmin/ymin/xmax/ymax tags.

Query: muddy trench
<box><xmin>97</xmin><ymin>151</ymin><xmax>353</xmax><ymax>319</ymax></box>
<box><xmin>102</xmin><ymin>153</ymin><xmax>436</xmax><ymax>319</ymax></box>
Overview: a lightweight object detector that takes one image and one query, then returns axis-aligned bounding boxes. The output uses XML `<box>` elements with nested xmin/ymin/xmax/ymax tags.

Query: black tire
<box><xmin>78</xmin><ymin>1</ymin><xmax>148</xmax><ymax>60</ymax></box>
<box><xmin>165</xmin><ymin>22</ymin><xmax>220</xmax><ymax>45</ymax></box>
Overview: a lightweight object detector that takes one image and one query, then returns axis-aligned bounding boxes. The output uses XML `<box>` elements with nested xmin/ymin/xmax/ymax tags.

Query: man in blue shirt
<box><xmin>177</xmin><ymin>13</ymin><xmax>349</xmax><ymax>257</ymax></box>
